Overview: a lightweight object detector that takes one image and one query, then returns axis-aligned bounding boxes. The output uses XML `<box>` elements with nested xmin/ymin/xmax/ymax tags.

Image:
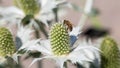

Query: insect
<box><xmin>63</xmin><ymin>20</ymin><xmax>73</xmax><ymax>31</ymax></box>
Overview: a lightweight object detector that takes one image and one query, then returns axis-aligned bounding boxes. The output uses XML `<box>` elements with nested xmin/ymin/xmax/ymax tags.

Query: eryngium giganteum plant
<box><xmin>50</xmin><ymin>23</ymin><xmax>70</xmax><ymax>56</ymax></box>
<box><xmin>0</xmin><ymin>27</ymin><xmax>16</xmax><ymax>63</ymax></box>
<box><xmin>18</xmin><ymin>23</ymin><xmax>100</xmax><ymax>68</ymax></box>
<box><xmin>14</xmin><ymin>0</ymin><xmax>40</xmax><ymax>16</ymax></box>
<box><xmin>100</xmin><ymin>37</ymin><xmax>120</xmax><ymax>68</ymax></box>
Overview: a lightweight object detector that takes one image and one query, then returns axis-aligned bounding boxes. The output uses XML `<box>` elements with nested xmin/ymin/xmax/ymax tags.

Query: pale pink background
<box><xmin>1</xmin><ymin>0</ymin><xmax>119</xmax><ymax>43</ymax></box>
<box><xmin>0</xmin><ymin>0</ymin><xmax>120</xmax><ymax>68</ymax></box>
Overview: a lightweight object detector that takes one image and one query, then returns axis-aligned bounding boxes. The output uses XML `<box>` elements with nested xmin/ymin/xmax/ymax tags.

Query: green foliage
<box><xmin>100</xmin><ymin>37</ymin><xmax>120</xmax><ymax>68</ymax></box>
<box><xmin>50</xmin><ymin>23</ymin><xmax>70</xmax><ymax>56</ymax></box>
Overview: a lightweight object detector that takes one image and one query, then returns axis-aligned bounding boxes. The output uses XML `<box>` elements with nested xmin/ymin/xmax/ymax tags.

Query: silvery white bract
<box><xmin>15</xmin><ymin>26</ymin><xmax>35</xmax><ymax>50</ymax></box>
<box><xmin>16</xmin><ymin>26</ymin><xmax>34</xmax><ymax>44</ymax></box>
<box><xmin>0</xmin><ymin>0</ymin><xmax>71</xmax><ymax>26</ymax></box>
<box><xmin>0</xmin><ymin>6</ymin><xmax>24</xmax><ymax>26</ymax></box>
<box><xmin>0</xmin><ymin>27</ymin><xmax>18</xmax><ymax>64</ymax></box>
<box><xmin>18</xmin><ymin>38</ymin><xmax>100</xmax><ymax>68</ymax></box>
<box><xmin>18</xmin><ymin>22</ymin><xmax>100</xmax><ymax>68</ymax></box>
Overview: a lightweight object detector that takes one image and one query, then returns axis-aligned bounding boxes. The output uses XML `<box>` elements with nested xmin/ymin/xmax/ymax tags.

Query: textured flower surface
<box><xmin>101</xmin><ymin>37</ymin><xmax>120</xmax><ymax>68</ymax></box>
<box><xmin>0</xmin><ymin>27</ymin><xmax>33</xmax><ymax>64</ymax></box>
<box><xmin>0</xmin><ymin>27</ymin><xmax>17</xmax><ymax>63</ymax></box>
<box><xmin>0</xmin><ymin>27</ymin><xmax>16</xmax><ymax>57</ymax></box>
<box><xmin>18</xmin><ymin>23</ymin><xmax>100</xmax><ymax>68</ymax></box>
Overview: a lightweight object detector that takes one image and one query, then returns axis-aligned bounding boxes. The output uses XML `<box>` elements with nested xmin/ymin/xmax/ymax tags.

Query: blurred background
<box><xmin>0</xmin><ymin>0</ymin><xmax>120</xmax><ymax>44</ymax></box>
<box><xmin>0</xmin><ymin>0</ymin><xmax>120</xmax><ymax>68</ymax></box>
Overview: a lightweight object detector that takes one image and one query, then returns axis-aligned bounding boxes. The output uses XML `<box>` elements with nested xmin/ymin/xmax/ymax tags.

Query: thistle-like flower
<box><xmin>0</xmin><ymin>27</ymin><xmax>16</xmax><ymax>63</ymax></box>
<box><xmin>18</xmin><ymin>23</ymin><xmax>100</xmax><ymax>68</ymax></box>
<box><xmin>50</xmin><ymin>23</ymin><xmax>70</xmax><ymax>56</ymax></box>
<box><xmin>0</xmin><ymin>0</ymin><xmax>71</xmax><ymax>28</ymax></box>
<box><xmin>14</xmin><ymin>0</ymin><xmax>41</xmax><ymax>16</ymax></box>
<box><xmin>100</xmin><ymin>37</ymin><xmax>120</xmax><ymax>68</ymax></box>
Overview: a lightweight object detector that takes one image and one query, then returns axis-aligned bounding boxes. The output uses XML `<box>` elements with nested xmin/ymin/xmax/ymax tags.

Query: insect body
<box><xmin>63</xmin><ymin>20</ymin><xmax>73</xmax><ymax>31</ymax></box>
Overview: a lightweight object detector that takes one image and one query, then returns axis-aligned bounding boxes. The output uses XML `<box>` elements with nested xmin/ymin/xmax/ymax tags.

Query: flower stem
<box><xmin>78</xmin><ymin>0</ymin><xmax>94</xmax><ymax>32</ymax></box>
<box><xmin>37</xmin><ymin>60</ymin><xmax>42</xmax><ymax>68</ymax></box>
<box><xmin>15</xmin><ymin>56</ymin><xmax>22</xmax><ymax>68</ymax></box>
<box><xmin>64</xmin><ymin>62</ymin><xmax>68</xmax><ymax>68</ymax></box>
<box><xmin>53</xmin><ymin>8</ymin><xmax>59</xmax><ymax>22</ymax></box>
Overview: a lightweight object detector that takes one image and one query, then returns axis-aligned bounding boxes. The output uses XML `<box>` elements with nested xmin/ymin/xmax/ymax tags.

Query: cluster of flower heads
<box><xmin>0</xmin><ymin>0</ymin><xmax>120</xmax><ymax>68</ymax></box>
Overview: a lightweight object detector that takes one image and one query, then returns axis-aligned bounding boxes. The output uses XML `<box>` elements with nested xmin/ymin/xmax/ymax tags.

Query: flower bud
<box><xmin>101</xmin><ymin>37</ymin><xmax>120</xmax><ymax>68</ymax></box>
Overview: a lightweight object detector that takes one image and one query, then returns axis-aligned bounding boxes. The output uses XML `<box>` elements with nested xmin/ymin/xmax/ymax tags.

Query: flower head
<box><xmin>101</xmin><ymin>37</ymin><xmax>120</xmax><ymax>68</ymax></box>
<box><xmin>18</xmin><ymin>22</ymin><xmax>100</xmax><ymax>68</ymax></box>
<box><xmin>50</xmin><ymin>23</ymin><xmax>70</xmax><ymax>56</ymax></box>
<box><xmin>14</xmin><ymin>0</ymin><xmax>41</xmax><ymax>16</ymax></box>
<box><xmin>0</xmin><ymin>27</ymin><xmax>16</xmax><ymax>57</ymax></box>
<box><xmin>0</xmin><ymin>27</ymin><xmax>16</xmax><ymax>63</ymax></box>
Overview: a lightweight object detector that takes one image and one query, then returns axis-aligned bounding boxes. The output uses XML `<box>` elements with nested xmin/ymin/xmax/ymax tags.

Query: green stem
<box><xmin>53</xmin><ymin>8</ymin><xmax>59</xmax><ymax>22</ymax></box>
<box><xmin>15</xmin><ymin>56</ymin><xmax>22</xmax><ymax>68</ymax></box>
<box><xmin>64</xmin><ymin>62</ymin><xmax>68</xmax><ymax>68</ymax></box>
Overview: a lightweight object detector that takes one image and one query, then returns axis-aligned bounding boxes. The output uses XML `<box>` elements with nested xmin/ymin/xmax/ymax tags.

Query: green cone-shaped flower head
<box><xmin>101</xmin><ymin>37</ymin><xmax>120</xmax><ymax>68</ymax></box>
<box><xmin>50</xmin><ymin>23</ymin><xmax>70</xmax><ymax>56</ymax></box>
<box><xmin>14</xmin><ymin>0</ymin><xmax>40</xmax><ymax>16</ymax></box>
<box><xmin>0</xmin><ymin>27</ymin><xmax>16</xmax><ymax>57</ymax></box>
